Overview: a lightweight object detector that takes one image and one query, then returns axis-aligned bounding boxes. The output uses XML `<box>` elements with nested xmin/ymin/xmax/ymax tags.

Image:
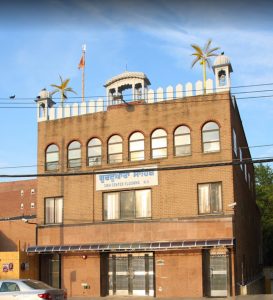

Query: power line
<box><xmin>2</xmin><ymin>81</ymin><xmax>273</xmax><ymax>102</ymax></box>
<box><xmin>0</xmin><ymin>157</ymin><xmax>272</xmax><ymax>178</ymax></box>
<box><xmin>0</xmin><ymin>143</ymin><xmax>272</xmax><ymax>171</ymax></box>
<box><xmin>1</xmin><ymin>93</ymin><xmax>273</xmax><ymax>109</ymax></box>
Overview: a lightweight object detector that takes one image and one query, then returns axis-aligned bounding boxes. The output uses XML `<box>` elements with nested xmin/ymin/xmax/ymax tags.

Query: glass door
<box><xmin>210</xmin><ymin>255</ymin><xmax>229</xmax><ymax>297</ymax></box>
<box><xmin>108</xmin><ymin>253</ymin><xmax>154</xmax><ymax>296</ymax></box>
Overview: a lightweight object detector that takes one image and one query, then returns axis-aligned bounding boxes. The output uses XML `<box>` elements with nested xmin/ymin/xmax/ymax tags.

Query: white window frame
<box><xmin>198</xmin><ymin>182</ymin><xmax>222</xmax><ymax>214</ymax></box>
<box><xmin>233</xmin><ymin>129</ymin><xmax>237</xmax><ymax>156</ymax></box>
<box><xmin>174</xmin><ymin>125</ymin><xmax>191</xmax><ymax>157</ymax></box>
<box><xmin>108</xmin><ymin>135</ymin><xmax>123</xmax><ymax>164</ymax></box>
<box><xmin>239</xmin><ymin>147</ymin><xmax>243</xmax><ymax>171</ymax></box>
<box><xmin>45</xmin><ymin>144</ymin><xmax>59</xmax><ymax>171</ymax></box>
<box><xmin>129</xmin><ymin>132</ymin><xmax>145</xmax><ymax>161</ymax></box>
<box><xmin>45</xmin><ymin>197</ymin><xmax>63</xmax><ymax>224</ymax></box>
<box><xmin>87</xmin><ymin>138</ymin><xmax>102</xmax><ymax>166</ymax></box>
<box><xmin>103</xmin><ymin>189</ymin><xmax>151</xmax><ymax>220</ymax></box>
<box><xmin>68</xmin><ymin>141</ymin><xmax>81</xmax><ymax>168</ymax></box>
<box><xmin>202</xmin><ymin>122</ymin><xmax>221</xmax><ymax>153</ymax></box>
<box><xmin>151</xmin><ymin>129</ymin><xmax>167</xmax><ymax>159</ymax></box>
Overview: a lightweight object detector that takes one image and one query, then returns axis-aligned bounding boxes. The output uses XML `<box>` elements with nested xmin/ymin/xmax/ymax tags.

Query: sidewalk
<box><xmin>67</xmin><ymin>295</ymin><xmax>273</xmax><ymax>300</ymax></box>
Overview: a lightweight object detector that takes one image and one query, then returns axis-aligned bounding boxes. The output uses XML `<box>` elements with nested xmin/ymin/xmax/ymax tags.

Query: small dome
<box><xmin>104</xmin><ymin>71</ymin><xmax>151</xmax><ymax>87</ymax></box>
<box><xmin>38</xmin><ymin>88</ymin><xmax>51</xmax><ymax>99</ymax></box>
<box><xmin>213</xmin><ymin>53</ymin><xmax>231</xmax><ymax>67</ymax></box>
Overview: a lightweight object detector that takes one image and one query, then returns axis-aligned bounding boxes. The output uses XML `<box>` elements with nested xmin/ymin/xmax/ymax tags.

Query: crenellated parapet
<box><xmin>35</xmin><ymin>53</ymin><xmax>233</xmax><ymax>122</ymax></box>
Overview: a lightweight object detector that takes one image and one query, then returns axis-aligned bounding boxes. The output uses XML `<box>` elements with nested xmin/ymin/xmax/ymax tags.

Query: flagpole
<box><xmin>82</xmin><ymin>44</ymin><xmax>86</xmax><ymax>102</ymax></box>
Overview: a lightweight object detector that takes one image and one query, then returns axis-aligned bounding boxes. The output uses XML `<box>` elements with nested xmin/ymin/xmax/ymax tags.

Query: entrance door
<box><xmin>108</xmin><ymin>253</ymin><xmax>154</xmax><ymax>296</ymax></box>
<box><xmin>210</xmin><ymin>255</ymin><xmax>229</xmax><ymax>297</ymax></box>
<box><xmin>40</xmin><ymin>254</ymin><xmax>61</xmax><ymax>288</ymax></box>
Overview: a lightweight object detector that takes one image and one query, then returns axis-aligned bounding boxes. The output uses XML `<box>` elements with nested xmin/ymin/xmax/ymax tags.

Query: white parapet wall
<box><xmin>37</xmin><ymin>78</ymin><xmax>223</xmax><ymax>122</ymax></box>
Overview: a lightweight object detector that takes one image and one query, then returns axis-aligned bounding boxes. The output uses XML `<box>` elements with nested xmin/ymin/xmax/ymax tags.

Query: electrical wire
<box><xmin>2</xmin><ymin>81</ymin><xmax>273</xmax><ymax>103</ymax></box>
<box><xmin>0</xmin><ymin>157</ymin><xmax>272</xmax><ymax>178</ymax></box>
<box><xmin>0</xmin><ymin>143</ymin><xmax>272</xmax><ymax>171</ymax></box>
<box><xmin>1</xmin><ymin>93</ymin><xmax>273</xmax><ymax>109</ymax></box>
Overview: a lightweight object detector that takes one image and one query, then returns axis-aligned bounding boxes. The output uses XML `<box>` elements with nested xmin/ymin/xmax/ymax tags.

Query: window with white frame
<box><xmin>129</xmin><ymin>132</ymin><xmax>145</xmax><ymax>161</ymax></box>
<box><xmin>68</xmin><ymin>141</ymin><xmax>81</xmax><ymax>168</ymax></box>
<box><xmin>87</xmin><ymin>138</ymin><xmax>102</xmax><ymax>166</ymax></box>
<box><xmin>239</xmin><ymin>147</ymin><xmax>243</xmax><ymax>171</ymax></box>
<box><xmin>46</xmin><ymin>144</ymin><xmax>59</xmax><ymax>171</ymax></box>
<box><xmin>174</xmin><ymin>125</ymin><xmax>191</xmax><ymax>156</ymax></box>
<box><xmin>244</xmin><ymin>164</ymin><xmax>247</xmax><ymax>181</ymax></box>
<box><xmin>103</xmin><ymin>189</ymin><xmax>151</xmax><ymax>220</ymax></box>
<box><xmin>108</xmin><ymin>135</ymin><xmax>123</xmax><ymax>164</ymax></box>
<box><xmin>151</xmin><ymin>129</ymin><xmax>167</xmax><ymax>159</ymax></box>
<box><xmin>233</xmin><ymin>129</ymin><xmax>237</xmax><ymax>156</ymax></box>
<box><xmin>45</xmin><ymin>197</ymin><xmax>63</xmax><ymax>224</ymax></box>
<box><xmin>202</xmin><ymin>122</ymin><xmax>220</xmax><ymax>153</ymax></box>
<box><xmin>198</xmin><ymin>182</ymin><xmax>222</xmax><ymax>214</ymax></box>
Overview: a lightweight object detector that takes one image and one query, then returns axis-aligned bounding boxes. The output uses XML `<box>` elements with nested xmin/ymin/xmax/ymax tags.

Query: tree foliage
<box><xmin>255</xmin><ymin>164</ymin><xmax>273</xmax><ymax>265</ymax></box>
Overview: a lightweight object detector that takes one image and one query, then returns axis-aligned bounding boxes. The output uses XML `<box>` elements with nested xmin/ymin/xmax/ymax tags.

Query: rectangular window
<box><xmin>244</xmin><ymin>164</ymin><xmax>247</xmax><ymax>181</ymax></box>
<box><xmin>103</xmin><ymin>189</ymin><xmax>151</xmax><ymax>220</ymax></box>
<box><xmin>45</xmin><ymin>197</ymin><xmax>63</xmax><ymax>224</ymax></box>
<box><xmin>239</xmin><ymin>148</ymin><xmax>243</xmax><ymax>171</ymax></box>
<box><xmin>198</xmin><ymin>182</ymin><xmax>222</xmax><ymax>214</ymax></box>
<box><xmin>233</xmin><ymin>129</ymin><xmax>237</xmax><ymax>156</ymax></box>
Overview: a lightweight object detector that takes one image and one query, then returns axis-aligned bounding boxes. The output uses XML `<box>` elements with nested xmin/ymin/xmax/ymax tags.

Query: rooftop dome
<box><xmin>213</xmin><ymin>53</ymin><xmax>233</xmax><ymax>72</ymax></box>
<box><xmin>38</xmin><ymin>88</ymin><xmax>51</xmax><ymax>99</ymax></box>
<box><xmin>213</xmin><ymin>53</ymin><xmax>231</xmax><ymax>66</ymax></box>
<box><xmin>104</xmin><ymin>71</ymin><xmax>151</xmax><ymax>87</ymax></box>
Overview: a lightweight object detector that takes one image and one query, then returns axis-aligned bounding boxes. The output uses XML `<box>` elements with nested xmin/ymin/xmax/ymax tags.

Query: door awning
<box><xmin>26</xmin><ymin>238</ymin><xmax>234</xmax><ymax>254</ymax></box>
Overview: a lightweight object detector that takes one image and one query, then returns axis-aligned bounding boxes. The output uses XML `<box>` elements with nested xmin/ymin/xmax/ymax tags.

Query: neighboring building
<box><xmin>0</xmin><ymin>179</ymin><xmax>38</xmax><ymax>279</ymax></box>
<box><xmin>0</xmin><ymin>179</ymin><xmax>37</xmax><ymax>220</ymax></box>
<box><xmin>29</xmin><ymin>54</ymin><xmax>262</xmax><ymax>298</ymax></box>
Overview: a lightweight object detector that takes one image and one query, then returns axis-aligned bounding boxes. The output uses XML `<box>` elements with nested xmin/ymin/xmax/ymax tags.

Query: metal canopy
<box><xmin>26</xmin><ymin>239</ymin><xmax>234</xmax><ymax>254</ymax></box>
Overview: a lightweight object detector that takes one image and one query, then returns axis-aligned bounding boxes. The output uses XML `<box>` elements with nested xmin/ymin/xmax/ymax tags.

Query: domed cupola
<box><xmin>35</xmin><ymin>88</ymin><xmax>55</xmax><ymax>122</ymax></box>
<box><xmin>104</xmin><ymin>71</ymin><xmax>151</xmax><ymax>106</ymax></box>
<box><xmin>212</xmin><ymin>52</ymin><xmax>233</xmax><ymax>92</ymax></box>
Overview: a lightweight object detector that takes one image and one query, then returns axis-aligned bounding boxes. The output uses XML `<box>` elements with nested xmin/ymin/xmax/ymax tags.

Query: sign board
<box><xmin>96</xmin><ymin>165</ymin><xmax>158</xmax><ymax>191</ymax></box>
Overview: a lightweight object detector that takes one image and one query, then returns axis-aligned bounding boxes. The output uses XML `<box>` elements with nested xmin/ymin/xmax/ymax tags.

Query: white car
<box><xmin>0</xmin><ymin>279</ymin><xmax>66</xmax><ymax>299</ymax></box>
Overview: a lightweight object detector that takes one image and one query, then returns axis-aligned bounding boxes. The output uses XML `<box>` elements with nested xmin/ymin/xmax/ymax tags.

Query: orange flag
<box><xmin>78</xmin><ymin>55</ymin><xmax>85</xmax><ymax>69</ymax></box>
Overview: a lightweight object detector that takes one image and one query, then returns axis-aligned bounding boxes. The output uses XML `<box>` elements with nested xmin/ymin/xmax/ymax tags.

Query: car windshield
<box><xmin>22</xmin><ymin>280</ymin><xmax>52</xmax><ymax>290</ymax></box>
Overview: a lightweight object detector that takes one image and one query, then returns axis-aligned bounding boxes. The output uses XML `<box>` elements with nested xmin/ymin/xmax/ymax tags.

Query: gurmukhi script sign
<box><xmin>96</xmin><ymin>166</ymin><xmax>158</xmax><ymax>191</ymax></box>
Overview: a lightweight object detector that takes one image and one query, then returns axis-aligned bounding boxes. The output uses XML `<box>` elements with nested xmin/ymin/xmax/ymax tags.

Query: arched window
<box><xmin>39</xmin><ymin>103</ymin><xmax>45</xmax><ymax>118</ymax></box>
<box><xmin>68</xmin><ymin>141</ymin><xmax>81</xmax><ymax>168</ymax></box>
<box><xmin>45</xmin><ymin>144</ymin><xmax>59</xmax><ymax>171</ymax></box>
<box><xmin>151</xmin><ymin>129</ymin><xmax>167</xmax><ymax>159</ymax></box>
<box><xmin>129</xmin><ymin>132</ymin><xmax>145</xmax><ymax>161</ymax></box>
<box><xmin>87</xmin><ymin>138</ymin><xmax>102</xmax><ymax>166</ymax></box>
<box><xmin>218</xmin><ymin>70</ymin><xmax>227</xmax><ymax>86</ymax></box>
<box><xmin>108</xmin><ymin>135</ymin><xmax>123</xmax><ymax>164</ymax></box>
<box><xmin>202</xmin><ymin>122</ymin><xmax>220</xmax><ymax>153</ymax></box>
<box><xmin>174</xmin><ymin>126</ymin><xmax>191</xmax><ymax>156</ymax></box>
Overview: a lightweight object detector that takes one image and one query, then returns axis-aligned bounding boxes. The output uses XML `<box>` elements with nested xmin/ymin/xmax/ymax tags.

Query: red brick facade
<box><xmin>0</xmin><ymin>179</ymin><xmax>37</xmax><ymax>251</ymax></box>
<box><xmin>32</xmin><ymin>91</ymin><xmax>262</xmax><ymax>297</ymax></box>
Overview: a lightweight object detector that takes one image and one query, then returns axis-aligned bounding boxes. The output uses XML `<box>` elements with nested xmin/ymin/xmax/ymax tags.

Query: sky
<box><xmin>0</xmin><ymin>0</ymin><xmax>273</xmax><ymax>179</ymax></box>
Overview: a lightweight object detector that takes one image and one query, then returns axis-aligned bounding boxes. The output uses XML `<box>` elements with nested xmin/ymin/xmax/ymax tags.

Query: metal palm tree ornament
<box><xmin>51</xmin><ymin>75</ymin><xmax>77</xmax><ymax>107</ymax></box>
<box><xmin>191</xmin><ymin>39</ymin><xmax>220</xmax><ymax>94</ymax></box>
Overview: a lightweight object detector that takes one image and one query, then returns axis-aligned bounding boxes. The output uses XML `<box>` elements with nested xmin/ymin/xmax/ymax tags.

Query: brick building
<box><xmin>28</xmin><ymin>54</ymin><xmax>263</xmax><ymax>297</ymax></box>
<box><xmin>0</xmin><ymin>179</ymin><xmax>38</xmax><ymax>280</ymax></box>
<box><xmin>0</xmin><ymin>179</ymin><xmax>37</xmax><ymax>251</ymax></box>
